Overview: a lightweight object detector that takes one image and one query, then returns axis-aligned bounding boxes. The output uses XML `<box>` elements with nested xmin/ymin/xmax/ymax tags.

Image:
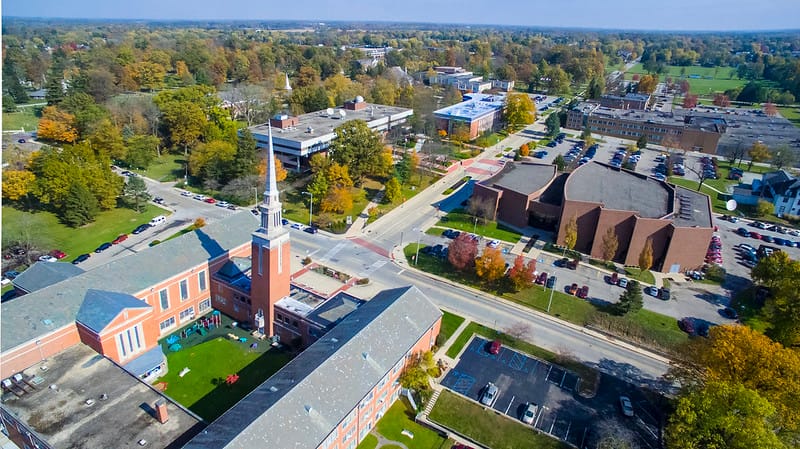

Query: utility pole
<box><xmin>301</xmin><ymin>191</ymin><xmax>313</xmax><ymax>226</ymax></box>
<box><xmin>547</xmin><ymin>276</ymin><xmax>557</xmax><ymax>313</ymax></box>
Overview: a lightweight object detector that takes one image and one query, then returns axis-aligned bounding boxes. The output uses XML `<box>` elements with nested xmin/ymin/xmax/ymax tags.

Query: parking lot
<box><xmin>442</xmin><ymin>336</ymin><xmax>663</xmax><ymax>448</ymax></box>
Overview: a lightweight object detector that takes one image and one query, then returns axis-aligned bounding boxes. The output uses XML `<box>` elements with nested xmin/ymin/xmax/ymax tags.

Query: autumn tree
<box><xmin>637</xmin><ymin>74</ymin><xmax>658</xmax><ymax>94</ymax></box>
<box><xmin>518</xmin><ymin>143</ymin><xmax>530</xmax><ymax>157</ymax></box>
<box><xmin>505</xmin><ymin>92</ymin><xmax>536</xmax><ymax>131</ymax></box>
<box><xmin>562</xmin><ymin>214</ymin><xmax>578</xmax><ymax>251</ymax></box>
<box><xmin>682</xmin><ymin>94</ymin><xmax>698</xmax><ymax>109</ymax></box>
<box><xmin>756</xmin><ymin>199</ymin><xmax>774</xmax><ymax>217</ymax></box>
<box><xmin>601</xmin><ymin>227</ymin><xmax>619</xmax><ymax>262</ymax></box>
<box><xmin>2</xmin><ymin>170</ymin><xmax>36</xmax><ymax>202</ymax></box>
<box><xmin>447</xmin><ymin>233</ymin><xmax>478</xmax><ymax>272</ymax></box>
<box><xmin>475</xmin><ymin>247</ymin><xmax>506</xmax><ymax>284</ymax></box>
<box><xmin>329</xmin><ymin>120</ymin><xmax>383</xmax><ymax>185</ymax></box>
<box><xmin>62</xmin><ymin>182</ymin><xmax>99</xmax><ymax>227</ymax></box>
<box><xmin>37</xmin><ymin>106</ymin><xmax>79</xmax><ymax>143</ymax></box>
<box><xmin>384</xmin><ymin>177</ymin><xmax>402</xmax><ymax>203</ymax></box>
<box><xmin>748</xmin><ymin>141</ymin><xmax>770</xmax><ymax>171</ymax></box>
<box><xmin>638</xmin><ymin>239</ymin><xmax>654</xmax><ymax>271</ymax></box>
<box><xmin>320</xmin><ymin>186</ymin><xmax>353</xmax><ymax>214</ymax></box>
<box><xmin>507</xmin><ymin>255</ymin><xmax>536</xmax><ymax>291</ymax></box>
<box><xmin>713</xmin><ymin>93</ymin><xmax>731</xmax><ymax>107</ymax></box>
<box><xmin>763</xmin><ymin>102</ymin><xmax>778</xmax><ymax>117</ymax></box>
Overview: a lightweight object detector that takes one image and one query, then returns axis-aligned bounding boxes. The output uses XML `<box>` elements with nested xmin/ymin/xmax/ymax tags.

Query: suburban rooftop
<box><xmin>433</xmin><ymin>93</ymin><xmax>506</xmax><ymax>121</ymax></box>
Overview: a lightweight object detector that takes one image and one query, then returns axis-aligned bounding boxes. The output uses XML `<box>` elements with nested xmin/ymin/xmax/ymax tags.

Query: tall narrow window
<box><xmin>159</xmin><ymin>289</ymin><xmax>169</xmax><ymax>311</ymax></box>
<box><xmin>258</xmin><ymin>246</ymin><xmax>263</xmax><ymax>276</ymax></box>
<box><xmin>198</xmin><ymin>270</ymin><xmax>207</xmax><ymax>291</ymax></box>
<box><xmin>179</xmin><ymin>279</ymin><xmax>189</xmax><ymax>301</ymax></box>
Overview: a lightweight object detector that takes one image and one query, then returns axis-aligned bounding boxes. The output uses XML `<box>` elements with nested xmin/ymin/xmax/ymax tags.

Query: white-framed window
<box><xmin>198</xmin><ymin>298</ymin><xmax>211</xmax><ymax>313</ymax></box>
<box><xmin>159</xmin><ymin>317</ymin><xmax>176</xmax><ymax>332</ymax></box>
<box><xmin>340</xmin><ymin>409</ymin><xmax>355</xmax><ymax>429</ymax></box>
<box><xmin>179</xmin><ymin>307</ymin><xmax>195</xmax><ymax>323</ymax></box>
<box><xmin>179</xmin><ymin>279</ymin><xmax>189</xmax><ymax>301</ymax></box>
<box><xmin>215</xmin><ymin>294</ymin><xmax>226</xmax><ymax>305</ymax></box>
<box><xmin>321</xmin><ymin>431</ymin><xmax>337</xmax><ymax>449</ymax></box>
<box><xmin>159</xmin><ymin>289</ymin><xmax>169</xmax><ymax>311</ymax></box>
<box><xmin>346</xmin><ymin>440</ymin><xmax>356</xmax><ymax>449</ymax></box>
<box><xmin>359</xmin><ymin>421</ymin><xmax>372</xmax><ymax>440</ymax></box>
<box><xmin>117</xmin><ymin>324</ymin><xmax>144</xmax><ymax>360</ymax></box>
<box><xmin>342</xmin><ymin>425</ymin><xmax>355</xmax><ymax>444</ymax></box>
<box><xmin>198</xmin><ymin>270</ymin><xmax>207</xmax><ymax>291</ymax></box>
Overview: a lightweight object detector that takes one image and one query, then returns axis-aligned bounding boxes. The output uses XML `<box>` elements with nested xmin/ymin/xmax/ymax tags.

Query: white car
<box><xmin>216</xmin><ymin>201</ymin><xmax>230</xmax><ymax>208</ymax></box>
<box><xmin>487</xmin><ymin>240</ymin><xmax>500</xmax><ymax>249</ymax></box>
<box><xmin>180</xmin><ymin>190</ymin><xmax>192</xmax><ymax>197</ymax></box>
<box><xmin>521</xmin><ymin>402</ymin><xmax>538</xmax><ymax>424</ymax></box>
<box><xmin>290</xmin><ymin>223</ymin><xmax>303</xmax><ymax>230</ymax></box>
<box><xmin>193</xmin><ymin>194</ymin><xmax>206</xmax><ymax>201</ymax></box>
<box><xmin>480</xmin><ymin>382</ymin><xmax>498</xmax><ymax>407</ymax></box>
<box><xmin>38</xmin><ymin>255</ymin><xmax>58</xmax><ymax>263</ymax></box>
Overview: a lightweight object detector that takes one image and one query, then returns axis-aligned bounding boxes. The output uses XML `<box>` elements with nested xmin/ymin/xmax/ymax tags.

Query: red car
<box><xmin>577</xmin><ymin>285</ymin><xmax>589</xmax><ymax>299</ymax></box>
<box><xmin>112</xmin><ymin>234</ymin><xmax>128</xmax><ymax>244</ymax></box>
<box><xmin>488</xmin><ymin>339</ymin><xmax>501</xmax><ymax>355</ymax></box>
<box><xmin>750</xmin><ymin>231</ymin><xmax>762</xmax><ymax>240</ymax></box>
<box><xmin>204</xmin><ymin>198</ymin><xmax>217</xmax><ymax>204</ymax></box>
<box><xmin>50</xmin><ymin>249</ymin><xmax>67</xmax><ymax>259</ymax></box>
<box><xmin>535</xmin><ymin>272</ymin><xmax>548</xmax><ymax>285</ymax></box>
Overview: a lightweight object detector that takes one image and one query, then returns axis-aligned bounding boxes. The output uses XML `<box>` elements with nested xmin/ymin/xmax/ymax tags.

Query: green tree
<box><xmin>602</xmin><ymin>227</ymin><xmax>619</xmax><ymax>262</ymax></box>
<box><xmin>639</xmin><ymin>239</ymin><xmax>654</xmax><ymax>271</ymax></box>
<box><xmin>330</xmin><ymin>120</ymin><xmax>383</xmax><ymax>185</ymax></box>
<box><xmin>160</xmin><ymin>101</ymin><xmax>205</xmax><ymax>157</ymax></box>
<box><xmin>60</xmin><ymin>92</ymin><xmax>108</xmax><ymax>139</ymax></box>
<box><xmin>751</xmin><ymin>252</ymin><xmax>800</xmax><ymax>347</ymax></box>
<box><xmin>121</xmin><ymin>175</ymin><xmax>150</xmax><ymax>213</ymax></box>
<box><xmin>587</xmin><ymin>76</ymin><xmax>605</xmax><ymax>99</ymax></box>
<box><xmin>62</xmin><ymin>182</ymin><xmax>99</xmax><ymax>227</ymax></box>
<box><xmin>615</xmin><ymin>280</ymin><xmax>643</xmax><ymax>315</ymax></box>
<box><xmin>636</xmin><ymin>134</ymin><xmax>648</xmax><ymax>149</ymax></box>
<box><xmin>756</xmin><ymin>200</ymin><xmax>774</xmax><ymax>218</ymax></box>
<box><xmin>748</xmin><ymin>141</ymin><xmax>770</xmax><ymax>170</ymax></box>
<box><xmin>2</xmin><ymin>94</ymin><xmax>17</xmax><ymax>112</ymax></box>
<box><xmin>563</xmin><ymin>214</ymin><xmax>578</xmax><ymax>251</ymax></box>
<box><xmin>384</xmin><ymin>177</ymin><xmax>402</xmax><ymax>203</ymax></box>
<box><xmin>189</xmin><ymin>140</ymin><xmax>236</xmax><ymax>183</ymax></box>
<box><xmin>665</xmin><ymin>381</ymin><xmax>784</xmax><ymax>449</ymax></box>
<box><xmin>553</xmin><ymin>154</ymin><xmax>566</xmax><ymax>171</ymax></box>
<box><xmin>88</xmin><ymin>119</ymin><xmax>126</xmax><ymax>161</ymax></box>
<box><xmin>230</xmin><ymin>129</ymin><xmax>259</xmax><ymax>179</ymax></box>
<box><xmin>505</xmin><ymin>92</ymin><xmax>536</xmax><ymax>131</ymax></box>
<box><xmin>545</xmin><ymin>113</ymin><xmax>561</xmax><ymax>138</ymax></box>
<box><xmin>124</xmin><ymin>135</ymin><xmax>160</xmax><ymax>170</ymax></box>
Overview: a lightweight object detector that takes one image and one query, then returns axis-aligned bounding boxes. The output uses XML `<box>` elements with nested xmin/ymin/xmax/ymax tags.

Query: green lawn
<box><xmin>623</xmin><ymin>267</ymin><xmax>656</xmax><ymax>285</ymax></box>
<box><xmin>374</xmin><ymin>400</ymin><xmax>448</xmax><ymax>449</ymax></box>
<box><xmin>156</xmin><ymin>337</ymin><xmax>291</xmax><ymax>421</ymax></box>
<box><xmin>2</xmin><ymin>205</ymin><xmax>163</xmax><ymax>259</ymax></box>
<box><xmin>141</xmin><ymin>155</ymin><xmax>186</xmax><ymax>182</ymax></box>
<box><xmin>624</xmin><ymin>63</ymin><xmax>748</xmax><ymax>95</ymax></box>
<box><xmin>2</xmin><ymin>106</ymin><xmax>42</xmax><ymax>131</ymax></box>
<box><xmin>438</xmin><ymin>210</ymin><xmax>522</xmax><ymax>242</ymax></box>
<box><xmin>430</xmin><ymin>390</ymin><xmax>568</xmax><ymax>449</ymax></box>
<box><xmin>439</xmin><ymin>311</ymin><xmax>466</xmax><ymax>344</ymax></box>
<box><xmin>778</xmin><ymin>106</ymin><xmax>800</xmax><ymax>128</ymax></box>
<box><xmin>355</xmin><ymin>434</ymin><xmax>379</xmax><ymax>449</ymax></box>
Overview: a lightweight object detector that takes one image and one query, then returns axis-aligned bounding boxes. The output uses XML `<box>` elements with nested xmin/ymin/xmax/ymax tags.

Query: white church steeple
<box><xmin>257</xmin><ymin>123</ymin><xmax>285</xmax><ymax>237</ymax></box>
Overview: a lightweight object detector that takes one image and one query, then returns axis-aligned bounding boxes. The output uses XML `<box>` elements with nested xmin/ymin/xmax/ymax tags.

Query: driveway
<box><xmin>442</xmin><ymin>336</ymin><xmax>662</xmax><ymax>449</ymax></box>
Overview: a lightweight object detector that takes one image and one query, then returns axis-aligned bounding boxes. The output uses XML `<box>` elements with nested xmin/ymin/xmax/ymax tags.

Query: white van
<box><xmin>149</xmin><ymin>215</ymin><xmax>166</xmax><ymax>226</ymax></box>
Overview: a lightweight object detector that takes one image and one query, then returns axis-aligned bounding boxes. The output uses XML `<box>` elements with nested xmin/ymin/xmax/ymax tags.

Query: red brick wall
<box><xmin>1</xmin><ymin>324</ymin><xmax>80</xmax><ymax>378</ymax></box>
<box><xmin>558</xmin><ymin>200</ymin><xmax>601</xmax><ymax>252</ymax></box>
<box><xmin>623</xmin><ymin>218</ymin><xmax>672</xmax><ymax>269</ymax></box>
<box><xmin>663</xmin><ymin>226</ymin><xmax>714</xmax><ymax>272</ymax></box>
<box><xmin>589</xmin><ymin>209</ymin><xmax>637</xmax><ymax>261</ymax></box>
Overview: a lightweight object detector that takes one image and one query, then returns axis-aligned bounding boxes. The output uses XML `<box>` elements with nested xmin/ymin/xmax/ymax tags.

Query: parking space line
<box><xmin>546</xmin><ymin>364</ymin><xmax>553</xmax><ymax>380</ymax></box>
<box><xmin>504</xmin><ymin>395</ymin><xmax>515</xmax><ymax>415</ymax></box>
<box><xmin>548</xmin><ymin>412</ymin><xmax>558</xmax><ymax>434</ymax></box>
<box><xmin>564</xmin><ymin>420</ymin><xmax>572</xmax><ymax>441</ymax></box>
<box><xmin>559</xmin><ymin>370</ymin><xmax>566</xmax><ymax>387</ymax></box>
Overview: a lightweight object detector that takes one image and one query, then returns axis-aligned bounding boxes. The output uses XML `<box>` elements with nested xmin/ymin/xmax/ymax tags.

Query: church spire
<box><xmin>258</xmin><ymin>123</ymin><xmax>284</xmax><ymax>236</ymax></box>
<box><xmin>284</xmin><ymin>73</ymin><xmax>292</xmax><ymax>91</ymax></box>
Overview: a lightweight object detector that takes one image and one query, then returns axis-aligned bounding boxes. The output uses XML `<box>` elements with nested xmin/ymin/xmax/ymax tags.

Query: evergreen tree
<box><xmin>636</xmin><ymin>134</ymin><xmax>648</xmax><ymax>149</ymax></box>
<box><xmin>545</xmin><ymin>113</ymin><xmax>561</xmax><ymax>138</ymax></box>
<box><xmin>121</xmin><ymin>176</ymin><xmax>151</xmax><ymax>213</ymax></box>
<box><xmin>62</xmin><ymin>182</ymin><xmax>99</xmax><ymax>227</ymax></box>
<box><xmin>231</xmin><ymin>129</ymin><xmax>259</xmax><ymax>179</ymax></box>
<box><xmin>615</xmin><ymin>280</ymin><xmax>643</xmax><ymax>315</ymax></box>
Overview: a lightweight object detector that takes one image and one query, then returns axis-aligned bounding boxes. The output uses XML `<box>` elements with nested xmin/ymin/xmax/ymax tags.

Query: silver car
<box><xmin>619</xmin><ymin>395</ymin><xmax>634</xmax><ymax>417</ymax></box>
<box><xmin>480</xmin><ymin>382</ymin><xmax>498</xmax><ymax>407</ymax></box>
<box><xmin>521</xmin><ymin>402</ymin><xmax>538</xmax><ymax>424</ymax></box>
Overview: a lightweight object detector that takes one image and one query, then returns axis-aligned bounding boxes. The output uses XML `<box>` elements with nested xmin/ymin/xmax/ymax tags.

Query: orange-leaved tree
<box><xmin>37</xmin><ymin>106</ymin><xmax>79</xmax><ymax>143</ymax></box>
<box><xmin>475</xmin><ymin>247</ymin><xmax>506</xmax><ymax>284</ymax></box>
<box><xmin>507</xmin><ymin>255</ymin><xmax>536</xmax><ymax>291</ymax></box>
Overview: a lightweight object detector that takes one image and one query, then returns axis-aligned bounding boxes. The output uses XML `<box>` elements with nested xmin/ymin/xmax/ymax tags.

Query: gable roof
<box><xmin>76</xmin><ymin>289</ymin><xmax>151</xmax><ymax>334</ymax></box>
<box><xmin>11</xmin><ymin>262</ymin><xmax>84</xmax><ymax>294</ymax></box>
<box><xmin>1</xmin><ymin>212</ymin><xmax>258</xmax><ymax>352</ymax></box>
<box><xmin>184</xmin><ymin>285</ymin><xmax>442</xmax><ymax>449</ymax></box>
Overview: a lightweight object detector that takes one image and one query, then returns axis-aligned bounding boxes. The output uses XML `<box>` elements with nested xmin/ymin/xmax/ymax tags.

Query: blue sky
<box><xmin>3</xmin><ymin>0</ymin><xmax>799</xmax><ymax>31</ymax></box>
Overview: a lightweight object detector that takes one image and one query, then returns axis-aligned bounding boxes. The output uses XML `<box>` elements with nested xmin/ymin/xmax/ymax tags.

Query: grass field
<box><xmin>2</xmin><ymin>205</ymin><xmax>163</xmax><ymax>259</ymax></box>
<box><xmin>439</xmin><ymin>311</ymin><xmax>466</xmax><ymax>344</ymax></box>
<box><xmin>374</xmin><ymin>400</ymin><xmax>448</xmax><ymax>449</ymax></box>
<box><xmin>431</xmin><ymin>390</ymin><xmax>568</xmax><ymax>449</ymax></box>
<box><xmin>437</xmin><ymin>210</ymin><xmax>523</xmax><ymax>242</ymax></box>
<box><xmin>141</xmin><ymin>155</ymin><xmax>186</xmax><ymax>182</ymax></box>
<box><xmin>778</xmin><ymin>106</ymin><xmax>800</xmax><ymax>128</ymax></box>
<box><xmin>2</xmin><ymin>106</ymin><xmax>42</xmax><ymax>131</ymax></box>
<box><xmin>355</xmin><ymin>434</ymin><xmax>379</xmax><ymax>449</ymax></box>
<box><xmin>624</xmin><ymin>63</ymin><xmax>747</xmax><ymax>95</ymax></box>
<box><xmin>156</xmin><ymin>337</ymin><xmax>290</xmax><ymax>421</ymax></box>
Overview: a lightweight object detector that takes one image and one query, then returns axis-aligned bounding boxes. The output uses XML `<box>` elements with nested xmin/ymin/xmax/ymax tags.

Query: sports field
<box><xmin>624</xmin><ymin>63</ymin><xmax>748</xmax><ymax>95</ymax></box>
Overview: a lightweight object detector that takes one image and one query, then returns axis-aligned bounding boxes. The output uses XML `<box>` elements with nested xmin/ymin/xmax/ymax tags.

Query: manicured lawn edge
<box><xmin>438</xmin><ymin>311</ymin><xmax>465</xmax><ymax>344</ymax></box>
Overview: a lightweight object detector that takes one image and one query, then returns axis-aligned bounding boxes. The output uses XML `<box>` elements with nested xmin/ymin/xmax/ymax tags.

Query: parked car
<box><xmin>50</xmin><ymin>249</ymin><xmax>67</xmax><ymax>259</ymax></box>
<box><xmin>749</xmin><ymin>231</ymin><xmax>762</xmax><ymax>240</ymax></box>
<box><xmin>619</xmin><ymin>396</ymin><xmax>635</xmax><ymax>417</ymax></box>
<box><xmin>251</xmin><ymin>208</ymin><xmax>259</xmax><ymax>216</ymax></box>
<box><xmin>644</xmin><ymin>286</ymin><xmax>659</xmax><ymax>297</ymax></box>
<box><xmin>132</xmin><ymin>224</ymin><xmax>151</xmax><ymax>235</ymax></box>
<box><xmin>521</xmin><ymin>402</ymin><xmax>538</xmax><ymax>424</ymax></box>
<box><xmin>679</xmin><ymin>317</ymin><xmax>696</xmax><ymax>334</ymax></box>
<box><xmin>3</xmin><ymin>271</ymin><xmax>20</xmax><ymax>280</ymax></box>
<box><xmin>761</xmin><ymin>235</ymin><xmax>774</xmax><ymax>243</ymax></box>
<box><xmin>545</xmin><ymin>275</ymin><xmax>557</xmax><ymax>289</ymax></box>
<box><xmin>720</xmin><ymin>307</ymin><xmax>739</xmax><ymax>319</ymax></box>
<box><xmin>204</xmin><ymin>197</ymin><xmax>217</xmax><ymax>204</ymax></box>
<box><xmin>72</xmin><ymin>254</ymin><xmax>91</xmax><ymax>264</ymax></box>
<box><xmin>736</xmin><ymin>227</ymin><xmax>751</xmax><ymax>237</ymax></box>
<box><xmin>291</xmin><ymin>223</ymin><xmax>303</xmax><ymax>230</ymax></box>
<box><xmin>488</xmin><ymin>339</ymin><xmax>501</xmax><ymax>355</ymax></box>
<box><xmin>658</xmin><ymin>288</ymin><xmax>671</xmax><ymax>300</ymax></box>
<box><xmin>227</xmin><ymin>204</ymin><xmax>237</xmax><ymax>210</ymax></box>
<box><xmin>216</xmin><ymin>201</ymin><xmax>230</xmax><ymax>208</ymax></box>
<box><xmin>303</xmin><ymin>226</ymin><xmax>319</xmax><ymax>234</ymax></box>
<box><xmin>94</xmin><ymin>242</ymin><xmax>112</xmax><ymax>253</ymax></box>
<box><xmin>577</xmin><ymin>285</ymin><xmax>589</xmax><ymax>299</ymax></box>
<box><xmin>609</xmin><ymin>272</ymin><xmax>619</xmax><ymax>284</ymax></box>
<box><xmin>38</xmin><ymin>255</ymin><xmax>58</xmax><ymax>262</ymax></box>
<box><xmin>193</xmin><ymin>194</ymin><xmax>206</xmax><ymax>200</ymax></box>
<box><xmin>112</xmin><ymin>234</ymin><xmax>128</xmax><ymax>244</ymax></box>
<box><xmin>487</xmin><ymin>240</ymin><xmax>500</xmax><ymax>249</ymax></box>
<box><xmin>618</xmin><ymin>278</ymin><xmax>629</xmax><ymax>288</ymax></box>
<box><xmin>180</xmin><ymin>190</ymin><xmax>192</xmax><ymax>197</ymax></box>
<box><xmin>568</xmin><ymin>283</ymin><xmax>579</xmax><ymax>295</ymax></box>
<box><xmin>480</xmin><ymin>383</ymin><xmax>499</xmax><ymax>406</ymax></box>
<box><xmin>535</xmin><ymin>272</ymin><xmax>548</xmax><ymax>285</ymax></box>
<box><xmin>153</xmin><ymin>197</ymin><xmax>165</xmax><ymax>204</ymax></box>
<box><xmin>281</xmin><ymin>219</ymin><xmax>289</xmax><ymax>225</ymax></box>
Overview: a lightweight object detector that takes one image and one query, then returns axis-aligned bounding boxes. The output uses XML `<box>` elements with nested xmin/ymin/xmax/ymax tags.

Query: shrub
<box><xmin>704</xmin><ymin>264</ymin><xmax>726</xmax><ymax>283</ymax></box>
<box><xmin>149</xmin><ymin>240</ymin><xmax>161</xmax><ymax>247</ymax></box>
<box><xmin>356</xmin><ymin>277</ymin><xmax>370</xmax><ymax>285</ymax></box>
<box><xmin>301</xmin><ymin>256</ymin><xmax>312</xmax><ymax>265</ymax></box>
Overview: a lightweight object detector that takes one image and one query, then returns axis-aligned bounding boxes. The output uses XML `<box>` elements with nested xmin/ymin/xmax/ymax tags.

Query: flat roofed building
<box><xmin>0</xmin><ymin>344</ymin><xmax>203</xmax><ymax>449</ymax></box>
<box><xmin>247</xmin><ymin>97</ymin><xmax>412</xmax><ymax>172</ymax></box>
<box><xmin>600</xmin><ymin>93</ymin><xmax>650</xmax><ymax>110</ymax></box>
<box><xmin>183</xmin><ymin>286</ymin><xmax>442</xmax><ymax>449</ymax></box>
<box><xmin>434</xmin><ymin>93</ymin><xmax>506</xmax><ymax>140</ymax></box>
<box><xmin>566</xmin><ymin>102</ymin><xmax>726</xmax><ymax>154</ymax></box>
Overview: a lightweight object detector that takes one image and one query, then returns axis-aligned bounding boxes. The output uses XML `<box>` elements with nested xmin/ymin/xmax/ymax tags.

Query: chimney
<box><xmin>154</xmin><ymin>399</ymin><xmax>169</xmax><ymax>424</ymax></box>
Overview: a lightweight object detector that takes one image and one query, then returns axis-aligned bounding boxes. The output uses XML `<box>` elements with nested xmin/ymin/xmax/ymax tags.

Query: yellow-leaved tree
<box><xmin>2</xmin><ymin>170</ymin><xmax>36</xmax><ymax>201</ymax></box>
<box><xmin>37</xmin><ymin>106</ymin><xmax>79</xmax><ymax>143</ymax></box>
<box><xmin>474</xmin><ymin>247</ymin><xmax>506</xmax><ymax>284</ymax></box>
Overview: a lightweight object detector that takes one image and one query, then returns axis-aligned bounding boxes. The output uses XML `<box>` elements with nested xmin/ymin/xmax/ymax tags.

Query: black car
<box><xmin>95</xmin><ymin>242</ymin><xmax>112</xmax><ymax>253</ymax></box>
<box><xmin>227</xmin><ymin>204</ymin><xmax>237</xmax><ymax>210</ymax></box>
<box><xmin>132</xmin><ymin>224</ymin><xmax>151</xmax><ymax>235</ymax></box>
<box><xmin>303</xmin><ymin>226</ymin><xmax>319</xmax><ymax>234</ymax></box>
<box><xmin>72</xmin><ymin>254</ymin><xmax>91</xmax><ymax>264</ymax></box>
<box><xmin>153</xmin><ymin>197</ymin><xmax>165</xmax><ymax>204</ymax></box>
<box><xmin>720</xmin><ymin>307</ymin><xmax>739</xmax><ymax>319</ymax></box>
<box><xmin>281</xmin><ymin>218</ymin><xmax>289</xmax><ymax>225</ymax></box>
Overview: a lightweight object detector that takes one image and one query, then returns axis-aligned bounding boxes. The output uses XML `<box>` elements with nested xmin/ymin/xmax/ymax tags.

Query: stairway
<box><xmin>423</xmin><ymin>389</ymin><xmax>441</xmax><ymax>416</ymax></box>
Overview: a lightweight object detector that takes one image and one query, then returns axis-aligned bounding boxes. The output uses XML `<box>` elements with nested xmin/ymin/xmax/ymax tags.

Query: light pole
<box><xmin>253</xmin><ymin>187</ymin><xmax>259</xmax><ymax>206</ymax></box>
<box><xmin>547</xmin><ymin>276</ymin><xmax>557</xmax><ymax>313</ymax></box>
<box><xmin>413</xmin><ymin>228</ymin><xmax>422</xmax><ymax>265</ymax></box>
<box><xmin>301</xmin><ymin>191</ymin><xmax>313</xmax><ymax>226</ymax></box>
<box><xmin>473</xmin><ymin>216</ymin><xmax>478</xmax><ymax>235</ymax></box>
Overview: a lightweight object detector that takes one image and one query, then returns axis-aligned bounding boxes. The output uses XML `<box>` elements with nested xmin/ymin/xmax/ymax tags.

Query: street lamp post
<box><xmin>414</xmin><ymin>228</ymin><xmax>422</xmax><ymax>265</ymax></box>
<box><xmin>253</xmin><ymin>187</ymin><xmax>259</xmax><ymax>206</ymax></box>
<box><xmin>547</xmin><ymin>276</ymin><xmax>557</xmax><ymax>313</ymax></box>
<box><xmin>301</xmin><ymin>191</ymin><xmax>313</xmax><ymax>226</ymax></box>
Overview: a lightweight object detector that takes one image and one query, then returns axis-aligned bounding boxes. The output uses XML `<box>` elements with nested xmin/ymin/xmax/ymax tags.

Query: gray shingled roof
<box><xmin>11</xmin><ymin>261</ymin><xmax>84</xmax><ymax>293</ymax></box>
<box><xmin>184</xmin><ymin>285</ymin><xmax>442</xmax><ymax>449</ymax></box>
<box><xmin>482</xmin><ymin>162</ymin><xmax>556</xmax><ymax>196</ymax></box>
<box><xmin>1</xmin><ymin>212</ymin><xmax>258</xmax><ymax>353</ymax></box>
<box><xmin>76</xmin><ymin>289</ymin><xmax>151</xmax><ymax>334</ymax></box>
<box><xmin>566</xmin><ymin>162</ymin><xmax>672</xmax><ymax>219</ymax></box>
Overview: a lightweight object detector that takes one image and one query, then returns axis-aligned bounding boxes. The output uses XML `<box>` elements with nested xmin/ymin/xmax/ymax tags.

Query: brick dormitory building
<box><xmin>0</xmin><ymin>126</ymin><xmax>442</xmax><ymax>449</ymax></box>
<box><xmin>473</xmin><ymin>161</ymin><xmax>714</xmax><ymax>273</ymax></box>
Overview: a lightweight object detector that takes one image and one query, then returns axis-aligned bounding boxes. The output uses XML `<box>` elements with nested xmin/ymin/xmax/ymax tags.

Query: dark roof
<box><xmin>11</xmin><ymin>262</ymin><xmax>84</xmax><ymax>293</ymax></box>
<box><xmin>122</xmin><ymin>345</ymin><xmax>166</xmax><ymax>378</ymax></box>
<box><xmin>565</xmin><ymin>162</ymin><xmax>672</xmax><ymax>219</ymax></box>
<box><xmin>762</xmin><ymin>170</ymin><xmax>798</xmax><ymax>196</ymax></box>
<box><xmin>184</xmin><ymin>285</ymin><xmax>442</xmax><ymax>449</ymax></box>
<box><xmin>482</xmin><ymin>162</ymin><xmax>556</xmax><ymax>196</ymax></box>
<box><xmin>305</xmin><ymin>292</ymin><xmax>364</xmax><ymax>330</ymax></box>
<box><xmin>1</xmin><ymin>212</ymin><xmax>258</xmax><ymax>352</ymax></box>
<box><xmin>216</xmin><ymin>257</ymin><xmax>251</xmax><ymax>281</ymax></box>
<box><xmin>672</xmin><ymin>186</ymin><xmax>713</xmax><ymax>228</ymax></box>
<box><xmin>76</xmin><ymin>289</ymin><xmax>151</xmax><ymax>334</ymax></box>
